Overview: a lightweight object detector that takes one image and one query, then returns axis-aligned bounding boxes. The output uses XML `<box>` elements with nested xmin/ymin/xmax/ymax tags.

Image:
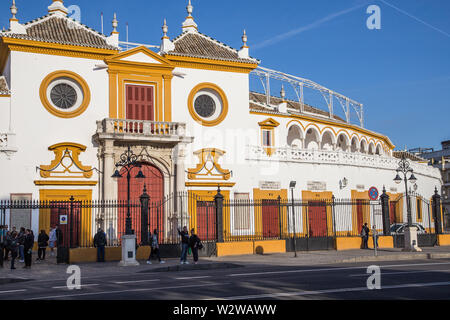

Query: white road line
<box><xmin>27</xmin><ymin>283</ymin><xmax>229</xmax><ymax>300</ymax></box>
<box><xmin>175</xmin><ymin>276</ymin><xmax>211</xmax><ymax>280</ymax></box>
<box><xmin>52</xmin><ymin>284</ymin><xmax>99</xmax><ymax>289</ymax></box>
<box><xmin>210</xmin><ymin>281</ymin><xmax>450</xmax><ymax>300</ymax></box>
<box><xmin>114</xmin><ymin>279</ymin><xmax>160</xmax><ymax>284</ymax></box>
<box><xmin>0</xmin><ymin>289</ymin><xmax>27</xmax><ymax>294</ymax></box>
<box><xmin>227</xmin><ymin>261</ymin><xmax>450</xmax><ymax>277</ymax></box>
<box><xmin>349</xmin><ymin>269</ymin><xmax>450</xmax><ymax>277</ymax></box>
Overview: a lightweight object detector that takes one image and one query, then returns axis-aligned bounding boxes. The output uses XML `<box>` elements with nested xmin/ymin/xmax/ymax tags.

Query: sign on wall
<box><xmin>307</xmin><ymin>181</ymin><xmax>327</xmax><ymax>191</ymax></box>
<box><xmin>259</xmin><ymin>181</ymin><xmax>281</xmax><ymax>190</ymax></box>
<box><xmin>10</xmin><ymin>194</ymin><xmax>32</xmax><ymax>230</ymax></box>
<box><xmin>368</xmin><ymin>187</ymin><xmax>379</xmax><ymax>201</ymax></box>
<box><xmin>60</xmin><ymin>215</ymin><xmax>68</xmax><ymax>225</ymax></box>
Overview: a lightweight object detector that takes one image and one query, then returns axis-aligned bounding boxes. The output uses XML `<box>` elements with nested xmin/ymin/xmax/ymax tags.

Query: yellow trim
<box><xmin>416</xmin><ymin>196</ymin><xmax>423</xmax><ymax>222</ymax></box>
<box><xmin>252</xmin><ymin>188</ymin><xmax>288</xmax><ymax>239</ymax></box>
<box><xmin>261</xmin><ymin>112</ymin><xmax>395</xmax><ymax>150</ymax></box>
<box><xmin>39</xmin><ymin>142</ymin><xmax>93</xmax><ymax>179</ymax></box>
<box><xmin>188</xmin><ymin>190</ymin><xmax>230</xmax><ymax>237</ymax></box>
<box><xmin>39</xmin><ymin>189</ymin><xmax>93</xmax><ymax>247</ymax></box>
<box><xmin>0</xmin><ymin>37</ymin><xmax>118</xmax><ymax>63</ymax></box>
<box><xmin>185</xmin><ymin>182</ymin><xmax>236</xmax><ymax>187</ymax></box>
<box><xmin>165</xmin><ymin>54</ymin><xmax>258</xmax><ymax>74</ymax></box>
<box><xmin>259</xmin><ymin>119</ymin><xmax>279</xmax><ymax>156</ymax></box>
<box><xmin>34</xmin><ymin>180</ymin><xmax>98</xmax><ymax>186</ymax></box>
<box><xmin>39</xmin><ymin>70</ymin><xmax>91</xmax><ymax>119</ymax></box>
<box><xmin>351</xmin><ymin>190</ymin><xmax>372</xmax><ymax>236</ymax></box>
<box><xmin>0</xmin><ymin>94</ymin><xmax>10</xmax><ymax>97</ymax></box>
<box><xmin>187</xmin><ymin>148</ymin><xmax>231</xmax><ymax>180</ymax></box>
<box><xmin>105</xmin><ymin>47</ymin><xmax>174</xmax><ymax>121</ymax></box>
<box><xmin>187</xmin><ymin>83</ymin><xmax>229</xmax><ymax>127</ymax></box>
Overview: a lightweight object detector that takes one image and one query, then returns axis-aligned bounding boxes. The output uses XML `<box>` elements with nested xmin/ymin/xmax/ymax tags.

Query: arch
<box><xmin>118</xmin><ymin>162</ymin><xmax>165</xmax><ymax>243</ymax></box>
<box><xmin>286</xmin><ymin>119</ymin><xmax>306</xmax><ymax>131</ymax></box>
<box><xmin>375</xmin><ymin>143</ymin><xmax>383</xmax><ymax>156</ymax></box>
<box><xmin>368</xmin><ymin>142</ymin><xmax>376</xmax><ymax>155</ymax></box>
<box><xmin>336</xmin><ymin>132</ymin><xmax>350</xmax><ymax>152</ymax></box>
<box><xmin>351</xmin><ymin>136</ymin><xmax>359</xmax><ymax>153</ymax></box>
<box><xmin>360</xmin><ymin>138</ymin><xmax>368</xmax><ymax>154</ymax></box>
<box><xmin>321</xmin><ymin>130</ymin><xmax>336</xmax><ymax>150</ymax></box>
<box><xmin>287</xmin><ymin>124</ymin><xmax>304</xmax><ymax>148</ymax></box>
<box><xmin>305</xmin><ymin>126</ymin><xmax>321</xmax><ymax>150</ymax></box>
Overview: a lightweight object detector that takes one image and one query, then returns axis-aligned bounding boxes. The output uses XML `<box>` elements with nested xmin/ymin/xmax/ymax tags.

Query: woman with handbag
<box><xmin>189</xmin><ymin>228</ymin><xmax>203</xmax><ymax>265</ymax></box>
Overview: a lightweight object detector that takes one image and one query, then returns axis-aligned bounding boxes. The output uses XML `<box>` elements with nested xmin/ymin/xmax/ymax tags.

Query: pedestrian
<box><xmin>0</xmin><ymin>225</ymin><xmax>5</xmax><ymax>268</ymax></box>
<box><xmin>3</xmin><ymin>231</ymin><xmax>10</xmax><ymax>261</ymax></box>
<box><xmin>147</xmin><ymin>229</ymin><xmax>165</xmax><ymax>264</ymax></box>
<box><xmin>189</xmin><ymin>228</ymin><xmax>203</xmax><ymax>265</ymax></box>
<box><xmin>361</xmin><ymin>223</ymin><xmax>369</xmax><ymax>249</ymax></box>
<box><xmin>93</xmin><ymin>228</ymin><xmax>107</xmax><ymax>262</ymax></box>
<box><xmin>372</xmin><ymin>225</ymin><xmax>379</xmax><ymax>249</ymax></box>
<box><xmin>8</xmin><ymin>231</ymin><xmax>19</xmax><ymax>270</ymax></box>
<box><xmin>48</xmin><ymin>225</ymin><xmax>57</xmax><ymax>256</ymax></box>
<box><xmin>23</xmin><ymin>229</ymin><xmax>34</xmax><ymax>268</ymax></box>
<box><xmin>55</xmin><ymin>225</ymin><xmax>63</xmax><ymax>256</ymax></box>
<box><xmin>37</xmin><ymin>230</ymin><xmax>49</xmax><ymax>261</ymax></box>
<box><xmin>18</xmin><ymin>227</ymin><xmax>25</xmax><ymax>263</ymax></box>
<box><xmin>177</xmin><ymin>226</ymin><xmax>190</xmax><ymax>265</ymax></box>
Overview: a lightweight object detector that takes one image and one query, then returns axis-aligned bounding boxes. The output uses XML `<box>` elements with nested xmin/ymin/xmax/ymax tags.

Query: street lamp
<box><xmin>393</xmin><ymin>153</ymin><xmax>421</xmax><ymax>252</ymax></box>
<box><xmin>289</xmin><ymin>181</ymin><xmax>297</xmax><ymax>258</ymax></box>
<box><xmin>112</xmin><ymin>146</ymin><xmax>146</xmax><ymax>235</ymax></box>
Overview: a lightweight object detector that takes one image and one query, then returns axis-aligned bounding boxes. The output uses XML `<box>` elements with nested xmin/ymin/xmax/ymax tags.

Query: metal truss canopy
<box><xmin>251</xmin><ymin>66</ymin><xmax>364</xmax><ymax>128</ymax></box>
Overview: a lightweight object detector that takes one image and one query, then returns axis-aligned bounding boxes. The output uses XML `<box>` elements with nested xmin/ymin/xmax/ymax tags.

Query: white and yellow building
<box><xmin>0</xmin><ymin>1</ymin><xmax>442</xmax><ymax>237</ymax></box>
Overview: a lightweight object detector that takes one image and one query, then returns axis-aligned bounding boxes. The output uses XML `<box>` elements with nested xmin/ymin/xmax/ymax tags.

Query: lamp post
<box><xmin>393</xmin><ymin>153</ymin><xmax>421</xmax><ymax>251</ymax></box>
<box><xmin>290</xmin><ymin>181</ymin><xmax>297</xmax><ymax>258</ymax></box>
<box><xmin>112</xmin><ymin>146</ymin><xmax>146</xmax><ymax>266</ymax></box>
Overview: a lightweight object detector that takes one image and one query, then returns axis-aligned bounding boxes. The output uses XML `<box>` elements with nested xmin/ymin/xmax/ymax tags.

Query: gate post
<box><xmin>69</xmin><ymin>196</ymin><xmax>74</xmax><ymax>249</ymax></box>
<box><xmin>214</xmin><ymin>186</ymin><xmax>224</xmax><ymax>243</ymax></box>
<box><xmin>140</xmin><ymin>184</ymin><xmax>150</xmax><ymax>245</ymax></box>
<box><xmin>432</xmin><ymin>187</ymin><xmax>442</xmax><ymax>235</ymax></box>
<box><xmin>277</xmin><ymin>196</ymin><xmax>282</xmax><ymax>239</ymax></box>
<box><xmin>380</xmin><ymin>187</ymin><xmax>391</xmax><ymax>235</ymax></box>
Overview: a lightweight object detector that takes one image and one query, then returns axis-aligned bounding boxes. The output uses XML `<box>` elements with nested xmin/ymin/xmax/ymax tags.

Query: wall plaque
<box><xmin>307</xmin><ymin>181</ymin><xmax>326</xmax><ymax>191</ymax></box>
<box><xmin>259</xmin><ymin>181</ymin><xmax>281</xmax><ymax>190</ymax></box>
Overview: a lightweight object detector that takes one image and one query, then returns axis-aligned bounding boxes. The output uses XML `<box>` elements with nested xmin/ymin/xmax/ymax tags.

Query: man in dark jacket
<box><xmin>177</xmin><ymin>226</ymin><xmax>190</xmax><ymax>265</ymax></box>
<box><xmin>18</xmin><ymin>227</ymin><xmax>25</xmax><ymax>263</ymax></box>
<box><xmin>8</xmin><ymin>232</ymin><xmax>19</xmax><ymax>270</ymax></box>
<box><xmin>37</xmin><ymin>230</ymin><xmax>49</xmax><ymax>261</ymax></box>
<box><xmin>361</xmin><ymin>223</ymin><xmax>370</xmax><ymax>249</ymax></box>
<box><xmin>189</xmin><ymin>228</ymin><xmax>202</xmax><ymax>265</ymax></box>
<box><xmin>93</xmin><ymin>228</ymin><xmax>107</xmax><ymax>262</ymax></box>
<box><xmin>23</xmin><ymin>229</ymin><xmax>34</xmax><ymax>268</ymax></box>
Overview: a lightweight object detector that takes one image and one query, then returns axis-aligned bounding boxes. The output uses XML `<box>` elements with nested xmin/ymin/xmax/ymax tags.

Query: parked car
<box><xmin>390</xmin><ymin>223</ymin><xmax>427</xmax><ymax>234</ymax></box>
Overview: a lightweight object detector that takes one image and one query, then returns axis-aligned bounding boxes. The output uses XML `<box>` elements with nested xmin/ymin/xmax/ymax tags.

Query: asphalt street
<box><xmin>0</xmin><ymin>258</ymin><xmax>449</xmax><ymax>300</ymax></box>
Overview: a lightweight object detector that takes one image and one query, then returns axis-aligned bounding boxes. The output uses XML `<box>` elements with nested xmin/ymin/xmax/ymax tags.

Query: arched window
<box><xmin>305</xmin><ymin>127</ymin><xmax>320</xmax><ymax>150</ymax></box>
<box><xmin>287</xmin><ymin>125</ymin><xmax>303</xmax><ymax>148</ymax></box>
<box><xmin>321</xmin><ymin>130</ymin><xmax>335</xmax><ymax>150</ymax></box>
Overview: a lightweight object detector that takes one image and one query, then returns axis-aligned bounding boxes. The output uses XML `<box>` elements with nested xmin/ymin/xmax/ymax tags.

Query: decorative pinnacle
<box><xmin>112</xmin><ymin>13</ymin><xmax>118</xmax><ymax>32</ymax></box>
<box><xmin>162</xmin><ymin>19</ymin><xmax>168</xmax><ymax>38</ymax></box>
<box><xmin>242</xmin><ymin>29</ymin><xmax>248</xmax><ymax>46</ymax></box>
<box><xmin>10</xmin><ymin>0</ymin><xmax>17</xmax><ymax>20</ymax></box>
<box><xmin>187</xmin><ymin>0</ymin><xmax>193</xmax><ymax>17</ymax></box>
<box><xmin>280</xmin><ymin>85</ymin><xmax>286</xmax><ymax>100</ymax></box>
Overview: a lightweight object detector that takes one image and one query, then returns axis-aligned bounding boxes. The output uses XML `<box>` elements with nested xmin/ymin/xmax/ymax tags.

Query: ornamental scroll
<box><xmin>187</xmin><ymin>148</ymin><xmax>231</xmax><ymax>181</ymax></box>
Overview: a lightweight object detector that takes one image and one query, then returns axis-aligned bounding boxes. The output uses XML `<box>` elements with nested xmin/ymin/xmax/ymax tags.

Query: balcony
<box><xmin>246</xmin><ymin>145</ymin><xmax>441</xmax><ymax>179</ymax></box>
<box><xmin>95</xmin><ymin>118</ymin><xmax>193</xmax><ymax>144</ymax></box>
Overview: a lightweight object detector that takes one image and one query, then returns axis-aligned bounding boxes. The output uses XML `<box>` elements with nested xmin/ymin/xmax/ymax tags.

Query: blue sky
<box><xmin>1</xmin><ymin>0</ymin><xmax>449</xmax><ymax>150</ymax></box>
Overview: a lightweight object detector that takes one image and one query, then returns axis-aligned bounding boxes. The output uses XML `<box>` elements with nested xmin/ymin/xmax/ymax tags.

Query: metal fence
<box><xmin>0</xmin><ymin>190</ymin><xmax>446</xmax><ymax>251</ymax></box>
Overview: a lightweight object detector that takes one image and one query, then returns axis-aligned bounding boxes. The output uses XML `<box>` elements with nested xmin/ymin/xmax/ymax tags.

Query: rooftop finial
<box><xmin>10</xmin><ymin>0</ymin><xmax>18</xmax><ymax>20</ymax></box>
<box><xmin>280</xmin><ymin>85</ymin><xmax>286</xmax><ymax>101</ymax></box>
<box><xmin>48</xmin><ymin>0</ymin><xmax>68</xmax><ymax>17</ymax></box>
<box><xmin>162</xmin><ymin>19</ymin><xmax>168</xmax><ymax>38</ymax></box>
<box><xmin>112</xmin><ymin>13</ymin><xmax>118</xmax><ymax>34</ymax></box>
<box><xmin>242</xmin><ymin>29</ymin><xmax>248</xmax><ymax>48</ymax></box>
<box><xmin>182</xmin><ymin>0</ymin><xmax>198</xmax><ymax>33</ymax></box>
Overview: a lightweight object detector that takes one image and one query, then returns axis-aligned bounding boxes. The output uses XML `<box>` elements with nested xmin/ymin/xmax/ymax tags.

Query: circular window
<box><xmin>40</xmin><ymin>71</ymin><xmax>91</xmax><ymax>118</ymax></box>
<box><xmin>194</xmin><ymin>95</ymin><xmax>216</xmax><ymax>118</ymax></box>
<box><xmin>188</xmin><ymin>83</ymin><xmax>228</xmax><ymax>127</ymax></box>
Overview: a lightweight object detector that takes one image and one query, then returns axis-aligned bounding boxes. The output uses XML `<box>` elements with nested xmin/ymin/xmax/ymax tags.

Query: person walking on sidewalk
<box><xmin>17</xmin><ymin>227</ymin><xmax>25</xmax><ymax>263</ymax></box>
<box><xmin>372</xmin><ymin>225</ymin><xmax>379</xmax><ymax>249</ymax></box>
<box><xmin>37</xmin><ymin>230</ymin><xmax>49</xmax><ymax>261</ymax></box>
<box><xmin>3</xmin><ymin>230</ymin><xmax>10</xmax><ymax>261</ymax></box>
<box><xmin>93</xmin><ymin>228</ymin><xmax>107</xmax><ymax>262</ymax></box>
<box><xmin>23</xmin><ymin>229</ymin><xmax>34</xmax><ymax>268</ymax></box>
<box><xmin>177</xmin><ymin>226</ymin><xmax>190</xmax><ymax>265</ymax></box>
<box><xmin>7</xmin><ymin>231</ymin><xmax>19</xmax><ymax>270</ymax></box>
<box><xmin>147</xmin><ymin>229</ymin><xmax>165</xmax><ymax>265</ymax></box>
<box><xmin>189</xmin><ymin>228</ymin><xmax>203</xmax><ymax>265</ymax></box>
<box><xmin>48</xmin><ymin>225</ymin><xmax>57</xmax><ymax>256</ymax></box>
<box><xmin>361</xmin><ymin>223</ymin><xmax>370</xmax><ymax>249</ymax></box>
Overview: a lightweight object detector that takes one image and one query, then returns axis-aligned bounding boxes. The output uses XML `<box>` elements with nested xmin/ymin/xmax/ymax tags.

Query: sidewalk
<box><xmin>1</xmin><ymin>246</ymin><xmax>449</xmax><ymax>282</ymax></box>
<box><xmin>205</xmin><ymin>246</ymin><xmax>450</xmax><ymax>266</ymax></box>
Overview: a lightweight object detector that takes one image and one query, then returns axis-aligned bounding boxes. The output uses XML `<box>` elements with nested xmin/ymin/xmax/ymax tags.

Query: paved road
<box><xmin>1</xmin><ymin>258</ymin><xmax>450</xmax><ymax>300</ymax></box>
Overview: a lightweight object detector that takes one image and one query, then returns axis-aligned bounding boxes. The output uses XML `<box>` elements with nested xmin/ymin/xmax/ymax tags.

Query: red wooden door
<box><xmin>357</xmin><ymin>200</ymin><xmax>364</xmax><ymax>230</ymax></box>
<box><xmin>50</xmin><ymin>202</ymin><xmax>81</xmax><ymax>248</ymax></box>
<box><xmin>262</xmin><ymin>200</ymin><xmax>279</xmax><ymax>238</ymax></box>
<box><xmin>308</xmin><ymin>201</ymin><xmax>327</xmax><ymax>237</ymax></box>
<box><xmin>117</xmin><ymin>163</ymin><xmax>164</xmax><ymax>243</ymax></box>
<box><xmin>196</xmin><ymin>201</ymin><xmax>216</xmax><ymax>241</ymax></box>
<box><xmin>126</xmin><ymin>85</ymin><xmax>154</xmax><ymax>121</ymax></box>
<box><xmin>390</xmin><ymin>202</ymin><xmax>396</xmax><ymax>224</ymax></box>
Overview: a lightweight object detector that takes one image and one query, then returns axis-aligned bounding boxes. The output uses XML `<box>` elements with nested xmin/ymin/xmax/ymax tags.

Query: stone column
<box><xmin>103</xmin><ymin>140</ymin><xmax>116</xmax><ymax>201</ymax></box>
